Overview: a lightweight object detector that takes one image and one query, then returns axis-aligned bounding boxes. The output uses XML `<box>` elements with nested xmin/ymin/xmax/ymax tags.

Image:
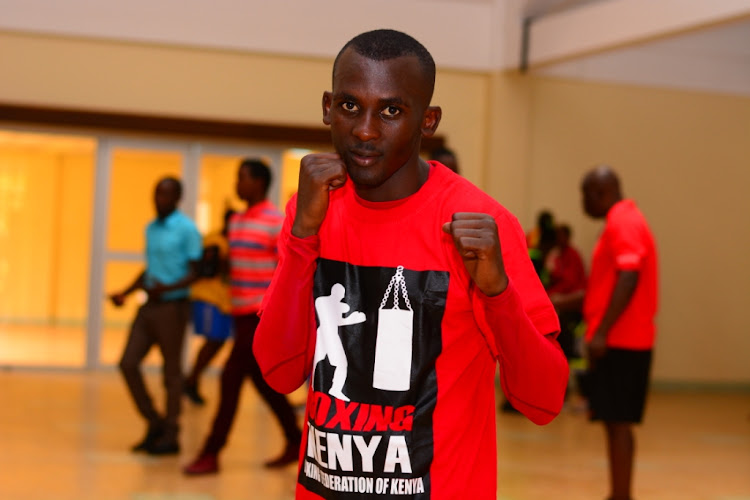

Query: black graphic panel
<box><xmin>299</xmin><ymin>258</ymin><xmax>448</xmax><ymax>499</ymax></box>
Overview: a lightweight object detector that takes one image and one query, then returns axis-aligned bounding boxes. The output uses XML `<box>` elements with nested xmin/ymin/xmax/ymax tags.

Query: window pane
<box><xmin>107</xmin><ymin>149</ymin><xmax>183</xmax><ymax>253</ymax></box>
<box><xmin>0</xmin><ymin>131</ymin><xmax>95</xmax><ymax>367</ymax></box>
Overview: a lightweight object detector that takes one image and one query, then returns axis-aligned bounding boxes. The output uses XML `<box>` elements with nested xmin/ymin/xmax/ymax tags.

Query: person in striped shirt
<box><xmin>184</xmin><ymin>158</ymin><xmax>302</xmax><ymax>475</ymax></box>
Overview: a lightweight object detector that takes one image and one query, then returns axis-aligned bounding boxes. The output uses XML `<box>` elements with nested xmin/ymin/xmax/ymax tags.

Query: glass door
<box><xmin>0</xmin><ymin>130</ymin><xmax>97</xmax><ymax>367</ymax></box>
<box><xmin>0</xmin><ymin>130</ymin><xmax>289</xmax><ymax>369</ymax></box>
<box><xmin>94</xmin><ymin>139</ymin><xmax>190</xmax><ymax>367</ymax></box>
<box><xmin>91</xmin><ymin>141</ymin><xmax>285</xmax><ymax>369</ymax></box>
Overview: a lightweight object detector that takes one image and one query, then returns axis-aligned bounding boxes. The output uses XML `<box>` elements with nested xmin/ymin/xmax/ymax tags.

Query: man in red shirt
<box><xmin>252</xmin><ymin>29</ymin><xmax>568</xmax><ymax>499</ymax></box>
<box><xmin>581</xmin><ymin>165</ymin><xmax>658</xmax><ymax>500</ymax></box>
<box><xmin>183</xmin><ymin>159</ymin><xmax>302</xmax><ymax>475</ymax></box>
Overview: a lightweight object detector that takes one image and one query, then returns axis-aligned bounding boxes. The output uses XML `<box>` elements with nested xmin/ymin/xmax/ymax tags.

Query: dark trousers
<box><xmin>119</xmin><ymin>300</ymin><xmax>189</xmax><ymax>439</ymax></box>
<box><xmin>202</xmin><ymin>312</ymin><xmax>302</xmax><ymax>455</ymax></box>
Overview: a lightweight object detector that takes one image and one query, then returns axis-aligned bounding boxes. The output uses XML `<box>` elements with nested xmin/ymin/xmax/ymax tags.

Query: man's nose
<box><xmin>352</xmin><ymin>112</ymin><xmax>380</xmax><ymax>141</ymax></box>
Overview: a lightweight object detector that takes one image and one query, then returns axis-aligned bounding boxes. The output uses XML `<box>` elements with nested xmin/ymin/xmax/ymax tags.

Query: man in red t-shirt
<box><xmin>183</xmin><ymin>159</ymin><xmax>302</xmax><ymax>476</ymax></box>
<box><xmin>581</xmin><ymin>165</ymin><xmax>658</xmax><ymax>500</ymax></box>
<box><xmin>253</xmin><ymin>29</ymin><xmax>568</xmax><ymax>499</ymax></box>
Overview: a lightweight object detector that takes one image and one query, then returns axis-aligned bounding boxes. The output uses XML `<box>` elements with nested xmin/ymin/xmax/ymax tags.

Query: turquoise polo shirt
<box><xmin>145</xmin><ymin>210</ymin><xmax>202</xmax><ymax>301</ymax></box>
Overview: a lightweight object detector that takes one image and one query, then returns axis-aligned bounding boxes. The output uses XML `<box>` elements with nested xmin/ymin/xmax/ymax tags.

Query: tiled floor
<box><xmin>0</xmin><ymin>370</ymin><xmax>748</xmax><ymax>500</ymax></box>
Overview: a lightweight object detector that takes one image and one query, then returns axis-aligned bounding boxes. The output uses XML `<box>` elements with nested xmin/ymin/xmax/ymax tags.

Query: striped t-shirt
<box><xmin>227</xmin><ymin>199</ymin><xmax>283</xmax><ymax>315</ymax></box>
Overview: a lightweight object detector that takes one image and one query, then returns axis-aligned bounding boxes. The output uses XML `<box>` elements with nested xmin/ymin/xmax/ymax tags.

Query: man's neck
<box><xmin>244</xmin><ymin>196</ymin><xmax>265</xmax><ymax>209</ymax></box>
<box><xmin>354</xmin><ymin>158</ymin><xmax>430</xmax><ymax>203</ymax></box>
<box><xmin>157</xmin><ymin>209</ymin><xmax>176</xmax><ymax>221</ymax></box>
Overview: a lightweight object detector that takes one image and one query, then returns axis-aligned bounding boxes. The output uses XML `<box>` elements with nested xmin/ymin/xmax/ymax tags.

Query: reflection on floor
<box><xmin>0</xmin><ymin>370</ymin><xmax>748</xmax><ymax>500</ymax></box>
<box><xmin>0</xmin><ymin>324</ymin><xmax>230</xmax><ymax>368</ymax></box>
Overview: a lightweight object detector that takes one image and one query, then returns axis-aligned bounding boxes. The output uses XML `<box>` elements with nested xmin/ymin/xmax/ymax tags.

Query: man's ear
<box><xmin>322</xmin><ymin>91</ymin><xmax>333</xmax><ymax>125</ymax></box>
<box><xmin>421</xmin><ymin>106</ymin><xmax>442</xmax><ymax>137</ymax></box>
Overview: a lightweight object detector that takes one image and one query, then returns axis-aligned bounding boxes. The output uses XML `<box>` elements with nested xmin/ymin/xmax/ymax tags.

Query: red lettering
<box><xmin>325</xmin><ymin>399</ymin><xmax>358</xmax><ymax>430</ymax></box>
<box><xmin>364</xmin><ymin>405</ymin><xmax>394</xmax><ymax>432</ymax></box>
<box><xmin>352</xmin><ymin>403</ymin><xmax>370</xmax><ymax>431</ymax></box>
<box><xmin>308</xmin><ymin>392</ymin><xmax>415</xmax><ymax>433</ymax></box>
<box><xmin>309</xmin><ymin>391</ymin><xmax>331</xmax><ymax>427</ymax></box>
<box><xmin>390</xmin><ymin>405</ymin><xmax>414</xmax><ymax>431</ymax></box>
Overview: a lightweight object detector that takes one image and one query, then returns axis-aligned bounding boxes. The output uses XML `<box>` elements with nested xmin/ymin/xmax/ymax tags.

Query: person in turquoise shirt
<box><xmin>109</xmin><ymin>176</ymin><xmax>202</xmax><ymax>455</ymax></box>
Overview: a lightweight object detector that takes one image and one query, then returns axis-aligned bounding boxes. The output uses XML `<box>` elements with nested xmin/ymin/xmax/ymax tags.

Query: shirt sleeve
<box><xmin>253</xmin><ymin>197</ymin><xmax>319</xmax><ymax>394</ymax></box>
<box><xmin>609</xmin><ymin>212</ymin><xmax>646</xmax><ymax>271</ymax></box>
<box><xmin>471</xmin><ymin>211</ymin><xmax>568</xmax><ymax>425</ymax></box>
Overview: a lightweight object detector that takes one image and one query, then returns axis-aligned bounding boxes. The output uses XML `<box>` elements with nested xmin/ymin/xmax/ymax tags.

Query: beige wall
<box><xmin>2</xmin><ymin>30</ymin><xmax>749</xmax><ymax>385</ymax></box>
<box><xmin>522</xmin><ymin>77</ymin><xmax>750</xmax><ymax>384</ymax></box>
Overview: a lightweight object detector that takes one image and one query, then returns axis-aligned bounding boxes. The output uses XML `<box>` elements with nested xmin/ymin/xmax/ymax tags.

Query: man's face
<box><xmin>323</xmin><ymin>49</ymin><xmax>437</xmax><ymax>193</ymax></box>
<box><xmin>235</xmin><ymin>166</ymin><xmax>257</xmax><ymax>201</ymax></box>
<box><xmin>154</xmin><ymin>180</ymin><xmax>179</xmax><ymax>219</ymax></box>
<box><xmin>582</xmin><ymin>179</ymin><xmax>604</xmax><ymax>219</ymax></box>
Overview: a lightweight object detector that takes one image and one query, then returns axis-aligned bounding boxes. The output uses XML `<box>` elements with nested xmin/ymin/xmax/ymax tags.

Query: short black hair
<box><xmin>537</xmin><ymin>210</ymin><xmax>554</xmax><ymax>229</ymax></box>
<box><xmin>333</xmin><ymin>29</ymin><xmax>436</xmax><ymax>102</ymax></box>
<box><xmin>239</xmin><ymin>158</ymin><xmax>272</xmax><ymax>194</ymax></box>
<box><xmin>160</xmin><ymin>176</ymin><xmax>183</xmax><ymax>199</ymax></box>
<box><xmin>430</xmin><ymin>146</ymin><xmax>455</xmax><ymax>160</ymax></box>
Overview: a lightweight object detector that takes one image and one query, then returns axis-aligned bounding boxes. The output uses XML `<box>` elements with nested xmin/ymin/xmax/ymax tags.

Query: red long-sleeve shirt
<box><xmin>254</xmin><ymin>162</ymin><xmax>568</xmax><ymax>499</ymax></box>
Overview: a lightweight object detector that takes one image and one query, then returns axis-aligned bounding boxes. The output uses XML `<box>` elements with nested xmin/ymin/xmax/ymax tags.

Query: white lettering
<box><xmin>314</xmin><ymin>427</ymin><xmax>327</xmax><ymax>465</ymax></box>
<box><xmin>361</xmin><ymin>477</ymin><xmax>374</xmax><ymax>493</ymax></box>
<box><xmin>384</xmin><ymin>435</ymin><xmax>412</xmax><ymax>473</ymax></box>
<box><xmin>376</xmin><ymin>477</ymin><xmax>386</xmax><ymax>493</ymax></box>
<box><xmin>327</xmin><ymin>433</ymin><xmax>353</xmax><ymax>471</ymax></box>
<box><xmin>388</xmin><ymin>478</ymin><xmax>425</xmax><ymax>495</ymax></box>
<box><xmin>307</xmin><ymin>425</ymin><xmax>317</xmax><ymax>461</ymax></box>
<box><xmin>352</xmin><ymin>435</ymin><xmax>381</xmax><ymax>473</ymax></box>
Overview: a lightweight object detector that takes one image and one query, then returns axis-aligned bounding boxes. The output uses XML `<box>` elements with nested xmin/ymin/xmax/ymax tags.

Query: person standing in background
<box><xmin>184</xmin><ymin>207</ymin><xmax>235</xmax><ymax>405</ymax></box>
<box><xmin>183</xmin><ymin>158</ymin><xmax>302</xmax><ymax>475</ymax></box>
<box><xmin>547</xmin><ymin>224</ymin><xmax>587</xmax><ymax>361</ymax></box>
<box><xmin>581</xmin><ymin>165</ymin><xmax>658</xmax><ymax>500</ymax></box>
<box><xmin>429</xmin><ymin>146</ymin><xmax>460</xmax><ymax>174</ymax></box>
<box><xmin>546</xmin><ymin>224</ymin><xmax>588</xmax><ymax>404</ymax></box>
<box><xmin>110</xmin><ymin>177</ymin><xmax>202</xmax><ymax>455</ymax></box>
<box><xmin>526</xmin><ymin>209</ymin><xmax>554</xmax><ymax>249</ymax></box>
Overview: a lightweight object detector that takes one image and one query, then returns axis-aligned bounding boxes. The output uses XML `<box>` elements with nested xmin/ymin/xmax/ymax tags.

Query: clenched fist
<box><xmin>292</xmin><ymin>153</ymin><xmax>348</xmax><ymax>239</ymax></box>
<box><xmin>442</xmin><ymin>212</ymin><xmax>509</xmax><ymax>297</ymax></box>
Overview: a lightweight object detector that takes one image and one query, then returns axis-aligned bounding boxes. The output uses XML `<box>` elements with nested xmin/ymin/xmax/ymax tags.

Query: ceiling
<box><xmin>520</xmin><ymin>0</ymin><xmax>750</xmax><ymax>97</ymax></box>
<box><xmin>0</xmin><ymin>0</ymin><xmax>747</xmax><ymax>98</ymax></box>
<box><xmin>535</xmin><ymin>17</ymin><xmax>750</xmax><ymax>97</ymax></box>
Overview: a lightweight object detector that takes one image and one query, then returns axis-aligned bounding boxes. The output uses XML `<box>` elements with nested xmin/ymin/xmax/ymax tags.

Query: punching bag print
<box><xmin>373</xmin><ymin>265</ymin><xmax>413</xmax><ymax>391</ymax></box>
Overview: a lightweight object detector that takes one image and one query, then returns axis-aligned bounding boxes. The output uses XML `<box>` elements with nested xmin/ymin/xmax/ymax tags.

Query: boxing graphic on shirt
<box><xmin>304</xmin><ymin>259</ymin><xmax>449</xmax><ymax>499</ymax></box>
<box><xmin>314</xmin><ymin>283</ymin><xmax>367</xmax><ymax>402</ymax></box>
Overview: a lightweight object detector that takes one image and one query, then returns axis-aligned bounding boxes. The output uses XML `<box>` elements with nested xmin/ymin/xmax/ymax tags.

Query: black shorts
<box><xmin>587</xmin><ymin>348</ymin><xmax>652</xmax><ymax>423</ymax></box>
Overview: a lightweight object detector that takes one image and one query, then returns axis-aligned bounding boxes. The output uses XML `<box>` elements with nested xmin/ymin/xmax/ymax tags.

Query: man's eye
<box><xmin>341</xmin><ymin>102</ymin><xmax>358</xmax><ymax>112</ymax></box>
<box><xmin>382</xmin><ymin>106</ymin><xmax>400</xmax><ymax>117</ymax></box>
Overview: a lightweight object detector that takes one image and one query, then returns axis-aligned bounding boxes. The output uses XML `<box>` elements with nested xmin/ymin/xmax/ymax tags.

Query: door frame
<box><xmin>87</xmin><ymin>136</ymin><xmax>284</xmax><ymax>368</ymax></box>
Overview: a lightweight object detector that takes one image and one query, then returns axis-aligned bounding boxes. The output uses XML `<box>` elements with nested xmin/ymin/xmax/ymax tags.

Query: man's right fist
<box><xmin>292</xmin><ymin>153</ymin><xmax>348</xmax><ymax>238</ymax></box>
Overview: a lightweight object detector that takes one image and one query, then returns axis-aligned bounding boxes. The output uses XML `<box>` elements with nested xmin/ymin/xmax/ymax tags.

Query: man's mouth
<box><xmin>350</xmin><ymin>149</ymin><xmax>380</xmax><ymax>166</ymax></box>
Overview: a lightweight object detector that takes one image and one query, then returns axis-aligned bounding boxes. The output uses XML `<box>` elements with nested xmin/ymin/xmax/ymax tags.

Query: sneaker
<box><xmin>183</xmin><ymin>453</ymin><xmax>219</xmax><ymax>475</ymax></box>
<box><xmin>264</xmin><ymin>443</ymin><xmax>300</xmax><ymax>468</ymax></box>
<box><xmin>131</xmin><ymin>423</ymin><xmax>164</xmax><ymax>453</ymax></box>
<box><xmin>147</xmin><ymin>437</ymin><xmax>180</xmax><ymax>456</ymax></box>
<box><xmin>183</xmin><ymin>382</ymin><xmax>206</xmax><ymax>405</ymax></box>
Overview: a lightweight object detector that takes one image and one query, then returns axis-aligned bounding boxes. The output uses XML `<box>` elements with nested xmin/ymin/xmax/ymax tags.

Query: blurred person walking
<box><xmin>109</xmin><ymin>176</ymin><xmax>202</xmax><ymax>455</ymax></box>
<box><xmin>184</xmin><ymin>208</ymin><xmax>235</xmax><ymax>405</ymax></box>
<box><xmin>183</xmin><ymin>158</ymin><xmax>302</xmax><ymax>475</ymax></box>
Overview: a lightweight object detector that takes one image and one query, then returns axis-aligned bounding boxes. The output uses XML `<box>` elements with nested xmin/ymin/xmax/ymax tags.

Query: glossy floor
<box><xmin>0</xmin><ymin>370</ymin><xmax>748</xmax><ymax>500</ymax></box>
